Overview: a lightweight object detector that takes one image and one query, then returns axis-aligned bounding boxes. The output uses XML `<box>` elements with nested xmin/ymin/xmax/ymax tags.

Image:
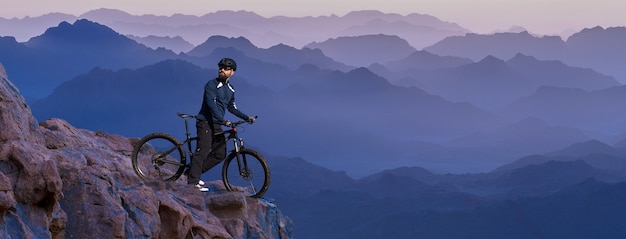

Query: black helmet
<box><xmin>217</xmin><ymin>58</ymin><xmax>237</xmax><ymax>71</ymax></box>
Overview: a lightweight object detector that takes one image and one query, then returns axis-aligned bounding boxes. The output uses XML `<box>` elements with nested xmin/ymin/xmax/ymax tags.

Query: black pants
<box><xmin>187</xmin><ymin>120</ymin><xmax>226</xmax><ymax>185</ymax></box>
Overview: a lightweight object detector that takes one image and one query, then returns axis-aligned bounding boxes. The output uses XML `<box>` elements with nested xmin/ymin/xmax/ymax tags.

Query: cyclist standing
<box><xmin>188</xmin><ymin>58</ymin><xmax>256</xmax><ymax>191</ymax></box>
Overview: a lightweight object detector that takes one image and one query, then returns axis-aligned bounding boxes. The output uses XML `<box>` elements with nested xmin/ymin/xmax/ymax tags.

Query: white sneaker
<box><xmin>198</xmin><ymin>179</ymin><xmax>205</xmax><ymax>186</ymax></box>
<box><xmin>194</xmin><ymin>184</ymin><xmax>209</xmax><ymax>192</ymax></box>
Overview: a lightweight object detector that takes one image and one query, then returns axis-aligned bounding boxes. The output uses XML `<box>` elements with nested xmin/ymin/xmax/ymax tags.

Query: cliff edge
<box><xmin>0</xmin><ymin>62</ymin><xmax>293</xmax><ymax>239</ymax></box>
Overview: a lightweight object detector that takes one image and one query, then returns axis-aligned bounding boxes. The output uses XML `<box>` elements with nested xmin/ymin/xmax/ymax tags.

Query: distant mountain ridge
<box><xmin>126</xmin><ymin>34</ymin><xmax>194</xmax><ymax>53</ymax></box>
<box><xmin>425</xmin><ymin>31</ymin><xmax>565</xmax><ymax>61</ymax></box>
<box><xmin>2</xmin><ymin>8</ymin><xmax>468</xmax><ymax>50</ymax></box>
<box><xmin>425</xmin><ymin>27</ymin><xmax>626</xmax><ymax>83</ymax></box>
<box><xmin>447</xmin><ymin>117</ymin><xmax>590</xmax><ymax>156</ymax></box>
<box><xmin>269</xmin><ymin>150</ymin><xmax>626</xmax><ymax>238</ymax></box>
<box><xmin>0</xmin><ymin>19</ymin><xmax>355</xmax><ymax>99</ymax></box>
<box><xmin>1</xmin><ymin>19</ymin><xmax>181</xmax><ymax>99</ymax></box>
<box><xmin>304</xmin><ymin>34</ymin><xmax>417</xmax><ymax>67</ymax></box>
<box><xmin>375</xmin><ymin>53</ymin><xmax>618</xmax><ymax>110</ymax></box>
<box><xmin>189</xmin><ymin>35</ymin><xmax>350</xmax><ymax>71</ymax></box>
<box><xmin>382</xmin><ymin>50</ymin><xmax>473</xmax><ymax>71</ymax></box>
<box><xmin>501</xmin><ymin>84</ymin><xmax>626</xmax><ymax>133</ymax></box>
<box><xmin>493</xmin><ymin>139</ymin><xmax>626</xmax><ymax>174</ymax></box>
<box><xmin>0</xmin><ymin>12</ymin><xmax>77</xmax><ymax>42</ymax></box>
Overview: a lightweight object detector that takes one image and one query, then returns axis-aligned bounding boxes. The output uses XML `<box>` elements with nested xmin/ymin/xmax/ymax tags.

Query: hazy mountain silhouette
<box><xmin>495</xmin><ymin>25</ymin><xmax>529</xmax><ymax>34</ymax></box>
<box><xmin>367</xmin><ymin>50</ymin><xmax>473</xmax><ymax>94</ymax></box>
<box><xmin>188</xmin><ymin>35</ymin><xmax>259</xmax><ymax>56</ymax></box>
<box><xmin>332</xmin><ymin>10</ymin><xmax>468</xmax><ymax>50</ymax></box>
<box><xmin>0</xmin><ymin>13</ymin><xmax>77</xmax><ymax>42</ymax></box>
<box><xmin>501</xmin><ymin>85</ymin><xmax>626</xmax><ymax>133</ymax></box>
<box><xmin>381</xmin><ymin>50</ymin><xmax>473</xmax><ymax>71</ymax></box>
<box><xmin>425</xmin><ymin>27</ymin><xmax>626</xmax><ymax>83</ymax></box>
<box><xmin>425</xmin><ymin>31</ymin><xmax>565</xmax><ymax>61</ymax></box>
<box><xmin>188</xmin><ymin>35</ymin><xmax>350</xmax><ymax>71</ymax></box>
<box><xmin>492</xmin><ymin>140</ymin><xmax>626</xmax><ymax>176</ymax></box>
<box><xmin>495</xmin><ymin>160</ymin><xmax>612</xmax><ymax>190</ymax></box>
<box><xmin>353</xmin><ymin>171</ymin><xmax>433</xmax><ymax>198</ymax></box>
<box><xmin>1</xmin><ymin>20</ymin><xmax>351</xmax><ymax>101</ymax></box>
<box><xmin>506</xmin><ymin>53</ymin><xmax>618</xmax><ymax>89</ymax></box>
<box><xmin>127</xmin><ymin>34</ymin><xmax>194</xmax><ymax>53</ymax></box>
<box><xmin>264</xmin><ymin>156</ymin><xmax>357</xmax><ymax>198</ymax></box>
<box><xmin>360</xmin><ymin>166</ymin><xmax>436</xmax><ymax>182</ymax></box>
<box><xmin>386</xmin><ymin>54</ymin><xmax>618</xmax><ymax>110</ymax></box>
<box><xmin>335</xmin><ymin>179</ymin><xmax>626</xmax><ymax>239</ymax></box>
<box><xmin>447</xmin><ymin>117</ymin><xmax>590</xmax><ymax>157</ymax></box>
<box><xmin>26</xmin><ymin>19</ymin><xmax>149</xmax><ymax>53</ymax></box>
<box><xmin>79</xmin><ymin>8</ymin><xmax>272</xmax><ymax>46</ymax></box>
<box><xmin>31</xmin><ymin>60</ymin><xmax>209</xmax><ymax>135</ymax></box>
<box><xmin>304</xmin><ymin>34</ymin><xmax>417</xmax><ymax>67</ymax></box>
<box><xmin>265</xmin><ymin>151</ymin><xmax>626</xmax><ymax>239</ymax></box>
<box><xmin>0</xmin><ymin>19</ymin><xmax>180</xmax><ymax>100</ymax></box>
<box><xmin>546</xmin><ymin>139</ymin><xmax>626</xmax><ymax>157</ymax></box>
<box><xmin>564</xmin><ymin>26</ymin><xmax>626</xmax><ymax>83</ymax></box>
<box><xmin>5</xmin><ymin>8</ymin><xmax>467</xmax><ymax>50</ymax></box>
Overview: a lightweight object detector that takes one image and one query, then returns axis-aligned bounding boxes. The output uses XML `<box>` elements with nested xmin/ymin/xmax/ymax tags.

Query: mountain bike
<box><xmin>131</xmin><ymin>112</ymin><xmax>270</xmax><ymax>198</ymax></box>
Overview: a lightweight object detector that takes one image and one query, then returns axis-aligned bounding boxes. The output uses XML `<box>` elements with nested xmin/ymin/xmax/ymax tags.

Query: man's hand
<box><xmin>246</xmin><ymin>116</ymin><xmax>257</xmax><ymax>124</ymax></box>
<box><xmin>222</xmin><ymin>120</ymin><xmax>232</xmax><ymax>126</ymax></box>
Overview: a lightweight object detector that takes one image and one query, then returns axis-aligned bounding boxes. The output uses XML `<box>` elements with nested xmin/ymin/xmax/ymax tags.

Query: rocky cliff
<box><xmin>0</xmin><ymin>62</ymin><xmax>293</xmax><ymax>239</ymax></box>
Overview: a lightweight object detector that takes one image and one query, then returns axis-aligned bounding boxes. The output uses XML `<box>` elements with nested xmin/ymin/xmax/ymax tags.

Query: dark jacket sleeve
<box><xmin>227</xmin><ymin>92</ymin><xmax>249</xmax><ymax>120</ymax></box>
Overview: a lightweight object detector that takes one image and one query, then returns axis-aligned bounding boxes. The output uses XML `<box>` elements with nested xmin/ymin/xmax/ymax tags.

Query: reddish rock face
<box><xmin>0</xmin><ymin>63</ymin><xmax>292</xmax><ymax>239</ymax></box>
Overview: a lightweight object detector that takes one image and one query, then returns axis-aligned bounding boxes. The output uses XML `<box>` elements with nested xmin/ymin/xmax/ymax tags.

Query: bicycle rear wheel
<box><xmin>132</xmin><ymin>133</ymin><xmax>186</xmax><ymax>181</ymax></box>
<box><xmin>222</xmin><ymin>148</ymin><xmax>270</xmax><ymax>198</ymax></box>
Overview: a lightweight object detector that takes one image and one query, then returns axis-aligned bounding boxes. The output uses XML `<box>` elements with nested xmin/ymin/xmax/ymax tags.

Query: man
<box><xmin>188</xmin><ymin>57</ymin><xmax>256</xmax><ymax>191</ymax></box>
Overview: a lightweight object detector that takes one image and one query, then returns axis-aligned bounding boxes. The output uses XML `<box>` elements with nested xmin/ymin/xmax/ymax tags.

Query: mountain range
<box><xmin>425</xmin><ymin>28</ymin><xmax>626</xmax><ymax>83</ymax></box>
<box><xmin>303</xmin><ymin>34</ymin><xmax>417</xmax><ymax>67</ymax></box>
<box><xmin>0</xmin><ymin>19</ymin><xmax>180</xmax><ymax>100</ymax></box>
<box><xmin>2</xmin><ymin>9</ymin><xmax>626</xmax><ymax>238</ymax></box>
<box><xmin>1</xmin><ymin>8</ymin><xmax>468</xmax><ymax>50</ymax></box>
<box><xmin>501</xmin><ymin>84</ymin><xmax>626</xmax><ymax>134</ymax></box>
<box><xmin>371</xmin><ymin>53</ymin><xmax>618</xmax><ymax>110</ymax></box>
<box><xmin>1</xmin><ymin>18</ymin><xmax>625</xmax><ymax>176</ymax></box>
<box><xmin>264</xmin><ymin>140</ymin><xmax>626</xmax><ymax>238</ymax></box>
<box><xmin>5</xmin><ymin>9</ymin><xmax>626</xmax><ymax>85</ymax></box>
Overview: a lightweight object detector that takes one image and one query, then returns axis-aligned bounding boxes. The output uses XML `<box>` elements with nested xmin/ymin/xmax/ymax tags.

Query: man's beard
<box><xmin>218</xmin><ymin>73</ymin><xmax>228</xmax><ymax>81</ymax></box>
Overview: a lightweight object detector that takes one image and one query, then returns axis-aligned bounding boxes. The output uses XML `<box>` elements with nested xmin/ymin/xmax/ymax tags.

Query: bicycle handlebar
<box><xmin>176</xmin><ymin>112</ymin><xmax>257</xmax><ymax>127</ymax></box>
<box><xmin>227</xmin><ymin>116</ymin><xmax>258</xmax><ymax>127</ymax></box>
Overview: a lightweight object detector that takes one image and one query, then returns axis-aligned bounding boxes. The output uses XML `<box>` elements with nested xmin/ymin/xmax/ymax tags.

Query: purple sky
<box><xmin>3</xmin><ymin>0</ymin><xmax>625</xmax><ymax>36</ymax></box>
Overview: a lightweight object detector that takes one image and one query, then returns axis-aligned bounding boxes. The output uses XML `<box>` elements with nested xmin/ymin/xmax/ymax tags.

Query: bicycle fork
<box><xmin>232</xmin><ymin>138</ymin><xmax>252</xmax><ymax>181</ymax></box>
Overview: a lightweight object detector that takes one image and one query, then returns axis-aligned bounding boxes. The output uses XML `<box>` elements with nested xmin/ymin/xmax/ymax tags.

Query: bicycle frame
<box><xmin>177</xmin><ymin>113</ymin><xmax>258</xmax><ymax>181</ymax></box>
<box><xmin>177</xmin><ymin>113</ymin><xmax>246</xmax><ymax>164</ymax></box>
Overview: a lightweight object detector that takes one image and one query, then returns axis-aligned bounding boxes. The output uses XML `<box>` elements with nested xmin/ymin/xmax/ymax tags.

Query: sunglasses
<box><xmin>219</xmin><ymin>66</ymin><xmax>233</xmax><ymax>71</ymax></box>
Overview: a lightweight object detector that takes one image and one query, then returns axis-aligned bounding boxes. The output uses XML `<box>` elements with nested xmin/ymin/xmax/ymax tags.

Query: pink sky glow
<box><xmin>2</xmin><ymin>0</ymin><xmax>625</xmax><ymax>36</ymax></box>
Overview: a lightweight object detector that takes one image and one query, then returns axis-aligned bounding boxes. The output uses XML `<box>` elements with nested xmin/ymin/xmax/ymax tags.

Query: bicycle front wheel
<box><xmin>222</xmin><ymin>148</ymin><xmax>270</xmax><ymax>198</ymax></box>
<box><xmin>132</xmin><ymin>133</ymin><xmax>186</xmax><ymax>181</ymax></box>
